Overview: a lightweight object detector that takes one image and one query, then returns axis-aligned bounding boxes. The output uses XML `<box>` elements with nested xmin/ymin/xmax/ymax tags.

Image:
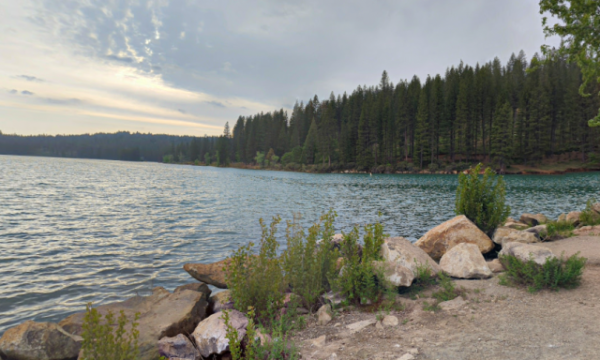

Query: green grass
<box><xmin>498</xmin><ymin>253</ymin><xmax>587</xmax><ymax>292</ymax></box>
<box><xmin>543</xmin><ymin>220</ymin><xmax>575</xmax><ymax>241</ymax></box>
<box><xmin>580</xmin><ymin>199</ymin><xmax>600</xmax><ymax>226</ymax></box>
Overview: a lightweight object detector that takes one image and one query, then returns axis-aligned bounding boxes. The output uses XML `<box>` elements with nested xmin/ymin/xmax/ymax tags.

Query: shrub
<box><xmin>224</xmin><ymin>216</ymin><xmax>285</xmax><ymax>320</ymax></box>
<box><xmin>455</xmin><ymin>163</ymin><xmax>510</xmax><ymax>236</ymax></box>
<box><xmin>335</xmin><ymin>220</ymin><xmax>387</xmax><ymax>304</ymax></box>
<box><xmin>580</xmin><ymin>198</ymin><xmax>600</xmax><ymax>226</ymax></box>
<box><xmin>431</xmin><ymin>272</ymin><xmax>465</xmax><ymax>302</ymax></box>
<box><xmin>543</xmin><ymin>220</ymin><xmax>574</xmax><ymax>240</ymax></box>
<box><xmin>499</xmin><ymin>253</ymin><xmax>587</xmax><ymax>292</ymax></box>
<box><xmin>283</xmin><ymin>211</ymin><xmax>339</xmax><ymax>310</ymax></box>
<box><xmin>80</xmin><ymin>303</ymin><xmax>140</xmax><ymax>360</ymax></box>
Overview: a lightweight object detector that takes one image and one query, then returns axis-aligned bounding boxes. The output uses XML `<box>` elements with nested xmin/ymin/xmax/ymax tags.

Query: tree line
<box><xmin>221</xmin><ymin>51</ymin><xmax>600</xmax><ymax>172</ymax></box>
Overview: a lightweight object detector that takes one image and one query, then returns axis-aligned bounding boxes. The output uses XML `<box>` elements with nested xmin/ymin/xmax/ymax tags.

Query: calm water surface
<box><xmin>1</xmin><ymin>155</ymin><xmax>599</xmax><ymax>333</ymax></box>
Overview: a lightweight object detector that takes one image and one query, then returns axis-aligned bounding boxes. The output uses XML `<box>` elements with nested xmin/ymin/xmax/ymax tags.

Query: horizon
<box><xmin>0</xmin><ymin>1</ymin><xmax>559</xmax><ymax>137</ymax></box>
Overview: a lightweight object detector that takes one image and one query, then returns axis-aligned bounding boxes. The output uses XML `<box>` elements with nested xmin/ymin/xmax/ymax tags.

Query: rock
<box><xmin>0</xmin><ymin>321</ymin><xmax>82</xmax><ymax>360</ymax></box>
<box><xmin>330</xmin><ymin>233</ymin><xmax>344</xmax><ymax>247</ymax></box>
<box><xmin>492</xmin><ymin>227</ymin><xmax>540</xmax><ymax>246</ymax></box>
<box><xmin>328</xmin><ymin>353</ymin><xmax>338</xmax><ymax>360</ymax></box>
<box><xmin>504</xmin><ymin>222</ymin><xmax>529</xmax><ymax>230</ymax></box>
<box><xmin>558</xmin><ymin>213</ymin><xmax>567</xmax><ymax>222</ymax></box>
<box><xmin>322</xmin><ymin>291</ymin><xmax>345</xmax><ymax>307</ymax></box>
<box><xmin>573</xmin><ymin>225</ymin><xmax>600</xmax><ymax>237</ymax></box>
<box><xmin>543</xmin><ymin>236</ymin><xmax>600</xmax><ymax>266</ymax></box>
<box><xmin>208</xmin><ymin>290</ymin><xmax>233</xmax><ymax>314</ymax></box>
<box><xmin>525</xmin><ymin>225</ymin><xmax>548</xmax><ymax>238</ymax></box>
<box><xmin>183</xmin><ymin>259</ymin><xmax>229</xmax><ymax>289</ymax></box>
<box><xmin>439</xmin><ymin>243</ymin><xmax>492</xmax><ymax>279</ymax></box>
<box><xmin>158</xmin><ymin>334</ymin><xmax>199</xmax><ymax>360</ymax></box>
<box><xmin>397</xmin><ymin>353</ymin><xmax>415</xmax><ymax>360</ymax></box>
<box><xmin>317</xmin><ymin>304</ymin><xmax>332</xmax><ymax>326</ymax></box>
<box><xmin>520</xmin><ymin>213</ymin><xmax>548</xmax><ymax>226</ymax></box>
<box><xmin>191</xmin><ymin>310</ymin><xmax>248</xmax><ymax>358</ymax></box>
<box><xmin>346</xmin><ymin>318</ymin><xmax>376</xmax><ymax>332</ymax></box>
<box><xmin>372</xmin><ymin>260</ymin><xmax>414</xmax><ymax>287</ymax></box>
<box><xmin>566</xmin><ymin>211</ymin><xmax>582</xmax><ymax>225</ymax></box>
<box><xmin>376</xmin><ymin>321</ymin><xmax>384</xmax><ymax>329</ymax></box>
<box><xmin>381</xmin><ymin>236</ymin><xmax>441</xmax><ymax>275</ymax></box>
<box><xmin>504</xmin><ymin>217</ymin><xmax>516</xmax><ymax>224</ymax></box>
<box><xmin>59</xmin><ymin>287</ymin><xmax>208</xmax><ymax>360</ymax></box>
<box><xmin>174</xmin><ymin>283</ymin><xmax>212</xmax><ymax>300</ymax></box>
<box><xmin>592</xmin><ymin>202</ymin><xmax>600</xmax><ymax>214</ymax></box>
<box><xmin>438</xmin><ymin>297</ymin><xmax>466</xmax><ymax>311</ymax></box>
<box><xmin>335</xmin><ymin>257</ymin><xmax>344</xmax><ymax>270</ymax></box>
<box><xmin>487</xmin><ymin>259</ymin><xmax>505</xmax><ymax>273</ymax></box>
<box><xmin>382</xmin><ymin>315</ymin><xmax>398</xmax><ymax>327</ymax></box>
<box><xmin>415</xmin><ymin>215</ymin><xmax>494</xmax><ymax>261</ymax></box>
<box><xmin>499</xmin><ymin>242</ymin><xmax>556</xmax><ymax>266</ymax></box>
<box><xmin>310</xmin><ymin>335</ymin><xmax>326</xmax><ymax>348</ymax></box>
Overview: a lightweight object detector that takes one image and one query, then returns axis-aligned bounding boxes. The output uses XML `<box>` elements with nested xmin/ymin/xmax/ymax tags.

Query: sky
<box><xmin>0</xmin><ymin>0</ymin><xmax>560</xmax><ymax>137</ymax></box>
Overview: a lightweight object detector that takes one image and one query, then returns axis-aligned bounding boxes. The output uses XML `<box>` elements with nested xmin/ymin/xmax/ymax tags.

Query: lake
<box><xmin>0</xmin><ymin>155</ymin><xmax>599</xmax><ymax>333</ymax></box>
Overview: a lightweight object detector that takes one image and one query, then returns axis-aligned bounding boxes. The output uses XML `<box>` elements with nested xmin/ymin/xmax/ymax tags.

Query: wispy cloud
<box><xmin>21</xmin><ymin>90</ymin><xmax>34</xmax><ymax>95</ymax></box>
<box><xmin>16</xmin><ymin>75</ymin><xmax>44</xmax><ymax>82</ymax></box>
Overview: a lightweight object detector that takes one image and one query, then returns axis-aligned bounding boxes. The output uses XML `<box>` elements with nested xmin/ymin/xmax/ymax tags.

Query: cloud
<box><xmin>106</xmin><ymin>54</ymin><xmax>134</xmax><ymax>63</ymax></box>
<box><xmin>206</xmin><ymin>101</ymin><xmax>226</xmax><ymax>108</ymax></box>
<box><xmin>222</xmin><ymin>62</ymin><xmax>235</xmax><ymax>73</ymax></box>
<box><xmin>177</xmin><ymin>108</ymin><xmax>186</xmax><ymax>114</ymax></box>
<box><xmin>21</xmin><ymin>90</ymin><xmax>34</xmax><ymax>95</ymax></box>
<box><xmin>16</xmin><ymin>75</ymin><xmax>43</xmax><ymax>82</ymax></box>
<box><xmin>8</xmin><ymin>89</ymin><xmax>18</xmax><ymax>94</ymax></box>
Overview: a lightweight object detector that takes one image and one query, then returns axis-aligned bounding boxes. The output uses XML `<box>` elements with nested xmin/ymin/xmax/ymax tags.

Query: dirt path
<box><xmin>292</xmin><ymin>265</ymin><xmax>600</xmax><ymax>360</ymax></box>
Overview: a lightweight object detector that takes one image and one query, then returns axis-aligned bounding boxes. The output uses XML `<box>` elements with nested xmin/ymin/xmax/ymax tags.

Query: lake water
<box><xmin>1</xmin><ymin>155</ymin><xmax>599</xmax><ymax>334</ymax></box>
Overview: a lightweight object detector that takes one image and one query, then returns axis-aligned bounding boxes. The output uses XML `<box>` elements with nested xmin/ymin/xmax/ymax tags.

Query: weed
<box><xmin>499</xmin><ymin>252</ymin><xmax>587</xmax><ymax>292</ymax></box>
<box><xmin>80</xmin><ymin>303</ymin><xmax>140</xmax><ymax>360</ymax></box>
<box><xmin>580</xmin><ymin>199</ymin><xmax>600</xmax><ymax>226</ymax></box>
<box><xmin>543</xmin><ymin>220</ymin><xmax>574</xmax><ymax>240</ymax></box>
<box><xmin>402</xmin><ymin>318</ymin><xmax>409</xmax><ymax>325</ymax></box>
<box><xmin>455</xmin><ymin>163</ymin><xmax>510</xmax><ymax>236</ymax></box>
<box><xmin>422</xmin><ymin>301</ymin><xmax>441</xmax><ymax>312</ymax></box>
<box><xmin>431</xmin><ymin>272</ymin><xmax>465</xmax><ymax>302</ymax></box>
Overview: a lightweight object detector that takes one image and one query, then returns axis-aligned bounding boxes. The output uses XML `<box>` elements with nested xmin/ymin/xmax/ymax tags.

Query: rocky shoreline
<box><xmin>1</xmin><ymin>205</ymin><xmax>600</xmax><ymax>360</ymax></box>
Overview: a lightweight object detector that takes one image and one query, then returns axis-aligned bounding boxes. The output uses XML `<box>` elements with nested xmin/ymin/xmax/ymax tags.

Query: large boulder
<box><xmin>499</xmin><ymin>242</ymin><xmax>556</xmax><ymax>266</ymax></box>
<box><xmin>183</xmin><ymin>259</ymin><xmax>229</xmax><ymax>289</ymax></box>
<box><xmin>415</xmin><ymin>215</ymin><xmax>494</xmax><ymax>261</ymax></box>
<box><xmin>439</xmin><ymin>243</ymin><xmax>492</xmax><ymax>279</ymax></box>
<box><xmin>59</xmin><ymin>287</ymin><xmax>208</xmax><ymax>360</ymax></box>
<box><xmin>191</xmin><ymin>310</ymin><xmax>248</xmax><ymax>358</ymax></box>
<box><xmin>566</xmin><ymin>211</ymin><xmax>582</xmax><ymax>225</ymax></box>
<box><xmin>519</xmin><ymin>213</ymin><xmax>548</xmax><ymax>226</ymax></box>
<box><xmin>158</xmin><ymin>334</ymin><xmax>199</xmax><ymax>360</ymax></box>
<box><xmin>381</xmin><ymin>237</ymin><xmax>441</xmax><ymax>275</ymax></box>
<box><xmin>372</xmin><ymin>260</ymin><xmax>414</xmax><ymax>287</ymax></box>
<box><xmin>492</xmin><ymin>227</ymin><xmax>540</xmax><ymax>246</ymax></box>
<box><xmin>0</xmin><ymin>321</ymin><xmax>82</xmax><ymax>360</ymax></box>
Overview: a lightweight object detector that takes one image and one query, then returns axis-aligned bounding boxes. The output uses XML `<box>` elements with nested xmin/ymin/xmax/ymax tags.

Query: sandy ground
<box><xmin>292</xmin><ymin>257</ymin><xmax>600</xmax><ymax>360</ymax></box>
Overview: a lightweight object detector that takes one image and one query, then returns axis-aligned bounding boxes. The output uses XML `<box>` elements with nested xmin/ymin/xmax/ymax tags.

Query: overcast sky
<box><xmin>0</xmin><ymin>0</ymin><xmax>560</xmax><ymax>136</ymax></box>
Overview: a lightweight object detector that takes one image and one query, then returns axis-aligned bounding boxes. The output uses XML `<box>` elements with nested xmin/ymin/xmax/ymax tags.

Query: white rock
<box><xmin>346</xmin><ymin>318</ymin><xmax>376</xmax><ymax>332</ymax></box>
<box><xmin>397</xmin><ymin>353</ymin><xmax>415</xmax><ymax>360</ymax></box>
<box><xmin>191</xmin><ymin>310</ymin><xmax>247</xmax><ymax>358</ymax></box>
<box><xmin>440</xmin><ymin>243</ymin><xmax>492</xmax><ymax>279</ymax></box>
<box><xmin>492</xmin><ymin>227</ymin><xmax>539</xmax><ymax>246</ymax></box>
<box><xmin>499</xmin><ymin>242</ymin><xmax>556</xmax><ymax>266</ymax></box>
<box><xmin>317</xmin><ymin>304</ymin><xmax>332</xmax><ymax>326</ymax></box>
<box><xmin>382</xmin><ymin>315</ymin><xmax>399</xmax><ymax>327</ymax></box>
<box><xmin>381</xmin><ymin>237</ymin><xmax>441</xmax><ymax>275</ymax></box>
<box><xmin>438</xmin><ymin>297</ymin><xmax>466</xmax><ymax>311</ymax></box>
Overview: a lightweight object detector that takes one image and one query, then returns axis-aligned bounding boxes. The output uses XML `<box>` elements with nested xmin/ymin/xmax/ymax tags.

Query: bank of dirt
<box><xmin>293</xmin><ymin>259</ymin><xmax>600</xmax><ymax>360</ymax></box>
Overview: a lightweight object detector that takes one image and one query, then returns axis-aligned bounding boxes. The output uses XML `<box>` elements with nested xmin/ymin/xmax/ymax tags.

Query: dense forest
<box><xmin>0</xmin><ymin>131</ymin><xmax>217</xmax><ymax>163</ymax></box>
<box><xmin>1</xmin><ymin>51</ymin><xmax>599</xmax><ymax>172</ymax></box>
<box><xmin>224</xmin><ymin>51</ymin><xmax>600</xmax><ymax>172</ymax></box>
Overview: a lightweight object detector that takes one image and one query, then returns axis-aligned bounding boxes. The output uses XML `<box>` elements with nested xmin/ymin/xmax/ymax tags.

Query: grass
<box><xmin>543</xmin><ymin>220</ymin><xmax>575</xmax><ymax>241</ymax></box>
<box><xmin>580</xmin><ymin>199</ymin><xmax>600</xmax><ymax>226</ymax></box>
<box><xmin>498</xmin><ymin>253</ymin><xmax>587</xmax><ymax>293</ymax></box>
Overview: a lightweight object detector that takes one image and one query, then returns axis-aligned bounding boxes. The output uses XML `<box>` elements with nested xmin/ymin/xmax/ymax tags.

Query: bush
<box><xmin>80</xmin><ymin>303</ymin><xmax>140</xmax><ymax>360</ymax></box>
<box><xmin>499</xmin><ymin>253</ymin><xmax>587</xmax><ymax>292</ymax></box>
<box><xmin>283</xmin><ymin>211</ymin><xmax>339</xmax><ymax>310</ymax></box>
<box><xmin>455</xmin><ymin>163</ymin><xmax>510</xmax><ymax>236</ymax></box>
<box><xmin>580</xmin><ymin>198</ymin><xmax>600</xmax><ymax>226</ymax></box>
<box><xmin>224</xmin><ymin>216</ymin><xmax>285</xmax><ymax>320</ymax></box>
<box><xmin>335</xmin><ymin>220</ymin><xmax>387</xmax><ymax>304</ymax></box>
<box><xmin>543</xmin><ymin>220</ymin><xmax>574</xmax><ymax>240</ymax></box>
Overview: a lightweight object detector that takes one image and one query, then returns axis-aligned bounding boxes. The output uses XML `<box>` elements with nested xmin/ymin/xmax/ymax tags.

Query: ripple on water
<box><xmin>0</xmin><ymin>154</ymin><xmax>599</xmax><ymax>334</ymax></box>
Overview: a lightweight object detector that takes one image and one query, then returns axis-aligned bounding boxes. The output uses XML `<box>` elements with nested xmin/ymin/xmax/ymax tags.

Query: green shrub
<box><xmin>335</xmin><ymin>220</ymin><xmax>387</xmax><ymax>304</ymax></box>
<box><xmin>580</xmin><ymin>198</ymin><xmax>600</xmax><ymax>226</ymax></box>
<box><xmin>499</xmin><ymin>253</ymin><xmax>587</xmax><ymax>292</ymax></box>
<box><xmin>431</xmin><ymin>272</ymin><xmax>465</xmax><ymax>302</ymax></box>
<box><xmin>224</xmin><ymin>216</ymin><xmax>285</xmax><ymax>320</ymax></box>
<box><xmin>455</xmin><ymin>163</ymin><xmax>510</xmax><ymax>236</ymax></box>
<box><xmin>283</xmin><ymin>211</ymin><xmax>339</xmax><ymax>310</ymax></box>
<box><xmin>80</xmin><ymin>303</ymin><xmax>140</xmax><ymax>360</ymax></box>
<box><xmin>543</xmin><ymin>220</ymin><xmax>574</xmax><ymax>240</ymax></box>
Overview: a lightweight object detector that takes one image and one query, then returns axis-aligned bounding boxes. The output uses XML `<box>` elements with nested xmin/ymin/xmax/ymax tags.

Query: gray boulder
<box><xmin>439</xmin><ymin>243</ymin><xmax>492</xmax><ymax>279</ymax></box>
<box><xmin>499</xmin><ymin>242</ymin><xmax>556</xmax><ymax>266</ymax></box>
<box><xmin>192</xmin><ymin>310</ymin><xmax>248</xmax><ymax>358</ymax></box>
<box><xmin>0</xmin><ymin>321</ymin><xmax>82</xmax><ymax>360</ymax></box>
<box><xmin>372</xmin><ymin>260</ymin><xmax>414</xmax><ymax>287</ymax></box>
<box><xmin>59</xmin><ymin>287</ymin><xmax>208</xmax><ymax>360</ymax></box>
<box><xmin>158</xmin><ymin>334</ymin><xmax>199</xmax><ymax>360</ymax></box>
<box><xmin>492</xmin><ymin>227</ymin><xmax>539</xmax><ymax>246</ymax></box>
<box><xmin>381</xmin><ymin>237</ymin><xmax>441</xmax><ymax>275</ymax></box>
<box><xmin>520</xmin><ymin>213</ymin><xmax>548</xmax><ymax>226</ymax></box>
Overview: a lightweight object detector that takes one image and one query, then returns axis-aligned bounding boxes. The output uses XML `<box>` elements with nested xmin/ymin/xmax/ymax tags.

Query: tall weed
<box><xmin>580</xmin><ymin>199</ymin><xmax>600</xmax><ymax>226</ymax></box>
